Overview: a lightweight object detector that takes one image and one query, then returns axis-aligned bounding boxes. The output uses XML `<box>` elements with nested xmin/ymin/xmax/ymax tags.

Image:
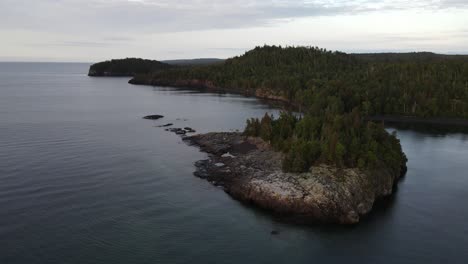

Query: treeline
<box><xmin>127</xmin><ymin>45</ymin><xmax>468</xmax><ymax>172</ymax></box>
<box><xmin>244</xmin><ymin>111</ymin><xmax>406</xmax><ymax>174</ymax></box>
<box><xmin>88</xmin><ymin>58</ymin><xmax>172</xmax><ymax>77</ymax></box>
<box><xmin>136</xmin><ymin>45</ymin><xmax>468</xmax><ymax>118</ymax></box>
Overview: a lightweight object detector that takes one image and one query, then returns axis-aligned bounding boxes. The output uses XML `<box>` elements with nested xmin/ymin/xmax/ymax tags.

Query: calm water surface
<box><xmin>1</xmin><ymin>63</ymin><xmax>467</xmax><ymax>263</ymax></box>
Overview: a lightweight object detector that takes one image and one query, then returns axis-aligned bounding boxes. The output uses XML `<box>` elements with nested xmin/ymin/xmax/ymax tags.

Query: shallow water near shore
<box><xmin>1</xmin><ymin>62</ymin><xmax>468</xmax><ymax>264</ymax></box>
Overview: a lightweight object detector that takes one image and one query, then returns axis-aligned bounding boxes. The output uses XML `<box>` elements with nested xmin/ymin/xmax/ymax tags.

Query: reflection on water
<box><xmin>387</xmin><ymin>122</ymin><xmax>468</xmax><ymax>137</ymax></box>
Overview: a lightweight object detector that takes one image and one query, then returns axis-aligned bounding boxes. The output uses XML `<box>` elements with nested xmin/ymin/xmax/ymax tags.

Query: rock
<box><xmin>157</xmin><ymin>123</ymin><xmax>173</xmax><ymax>127</ymax></box>
<box><xmin>221</xmin><ymin>152</ymin><xmax>236</xmax><ymax>158</ymax></box>
<box><xmin>165</xmin><ymin>127</ymin><xmax>189</xmax><ymax>136</ymax></box>
<box><xmin>345</xmin><ymin>211</ymin><xmax>359</xmax><ymax>224</ymax></box>
<box><xmin>184</xmin><ymin>127</ymin><xmax>196</xmax><ymax>133</ymax></box>
<box><xmin>183</xmin><ymin>132</ymin><xmax>407</xmax><ymax>225</ymax></box>
<box><xmin>143</xmin><ymin>115</ymin><xmax>164</xmax><ymax>120</ymax></box>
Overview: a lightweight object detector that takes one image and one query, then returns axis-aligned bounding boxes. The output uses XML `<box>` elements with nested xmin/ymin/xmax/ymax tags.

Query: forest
<box><xmin>97</xmin><ymin>46</ymin><xmax>468</xmax><ymax>172</ymax></box>
<box><xmin>134</xmin><ymin>45</ymin><xmax>468</xmax><ymax>118</ymax></box>
<box><xmin>88</xmin><ymin>58</ymin><xmax>172</xmax><ymax>77</ymax></box>
<box><xmin>244</xmin><ymin>111</ymin><xmax>406</xmax><ymax>174</ymax></box>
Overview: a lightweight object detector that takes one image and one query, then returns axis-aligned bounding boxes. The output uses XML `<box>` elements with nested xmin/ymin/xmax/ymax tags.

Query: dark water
<box><xmin>1</xmin><ymin>63</ymin><xmax>467</xmax><ymax>264</ymax></box>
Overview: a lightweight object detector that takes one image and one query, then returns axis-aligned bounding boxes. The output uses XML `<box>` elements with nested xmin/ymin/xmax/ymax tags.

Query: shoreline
<box><xmin>183</xmin><ymin>132</ymin><xmax>406</xmax><ymax>225</ymax></box>
<box><xmin>129</xmin><ymin>78</ymin><xmax>468</xmax><ymax>127</ymax></box>
<box><xmin>128</xmin><ymin>76</ymin><xmax>411</xmax><ymax>224</ymax></box>
<box><xmin>94</xmin><ymin>74</ymin><xmax>411</xmax><ymax>225</ymax></box>
<box><xmin>367</xmin><ymin>115</ymin><xmax>468</xmax><ymax>127</ymax></box>
<box><xmin>128</xmin><ymin>78</ymin><xmax>292</xmax><ymax>105</ymax></box>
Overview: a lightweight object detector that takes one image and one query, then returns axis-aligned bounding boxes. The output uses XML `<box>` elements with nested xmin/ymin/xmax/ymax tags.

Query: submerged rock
<box><xmin>165</xmin><ymin>127</ymin><xmax>189</xmax><ymax>136</ymax></box>
<box><xmin>183</xmin><ymin>132</ymin><xmax>407</xmax><ymax>225</ymax></box>
<box><xmin>157</xmin><ymin>123</ymin><xmax>173</xmax><ymax>127</ymax></box>
<box><xmin>164</xmin><ymin>126</ymin><xmax>197</xmax><ymax>136</ymax></box>
<box><xmin>143</xmin><ymin>115</ymin><xmax>164</xmax><ymax>120</ymax></box>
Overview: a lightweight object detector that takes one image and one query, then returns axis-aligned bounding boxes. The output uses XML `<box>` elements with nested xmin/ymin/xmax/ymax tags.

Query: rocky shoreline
<box><xmin>184</xmin><ymin>132</ymin><xmax>406</xmax><ymax>224</ymax></box>
<box><xmin>130</xmin><ymin>78</ymin><xmax>468</xmax><ymax>128</ymax></box>
<box><xmin>129</xmin><ymin>77</ymin><xmax>291</xmax><ymax>104</ymax></box>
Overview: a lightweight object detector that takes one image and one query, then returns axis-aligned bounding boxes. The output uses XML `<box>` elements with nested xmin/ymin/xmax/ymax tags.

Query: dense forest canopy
<box><xmin>133</xmin><ymin>45</ymin><xmax>468</xmax><ymax>118</ymax></box>
<box><xmin>354</xmin><ymin>52</ymin><xmax>468</xmax><ymax>63</ymax></box>
<box><xmin>102</xmin><ymin>45</ymin><xmax>468</xmax><ymax>173</ymax></box>
<box><xmin>162</xmin><ymin>58</ymin><xmax>225</xmax><ymax>66</ymax></box>
<box><xmin>244</xmin><ymin>111</ymin><xmax>406</xmax><ymax>174</ymax></box>
<box><xmin>88</xmin><ymin>58</ymin><xmax>172</xmax><ymax>77</ymax></box>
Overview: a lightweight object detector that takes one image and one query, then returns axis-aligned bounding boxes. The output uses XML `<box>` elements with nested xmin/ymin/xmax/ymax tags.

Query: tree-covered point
<box><xmin>133</xmin><ymin>45</ymin><xmax>468</xmax><ymax>118</ymax></box>
<box><xmin>244</xmin><ymin>111</ymin><xmax>407</xmax><ymax>174</ymax></box>
<box><xmin>88</xmin><ymin>58</ymin><xmax>172</xmax><ymax>77</ymax></box>
<box><xmin>126</xmin><ymin>45</ymin><xmax>468</xmax><ymax>172</ymax></box>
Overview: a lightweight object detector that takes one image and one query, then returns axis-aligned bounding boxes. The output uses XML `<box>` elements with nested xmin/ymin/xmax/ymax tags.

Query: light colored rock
<box><xmin>221</xmin><ymin>152</ymin><xmax>236</xmax><ymax>158</ymax></box>
<box><xmin>185</xmin><ymin>132</ymin><xmax>406</xmax><ymax>225</ymax></box>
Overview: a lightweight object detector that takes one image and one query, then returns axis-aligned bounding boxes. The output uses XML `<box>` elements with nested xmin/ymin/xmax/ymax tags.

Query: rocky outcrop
<box><xmin>129</xmin><ymin>78</ymin><xmax>218</xmax><ymax>89</ymax></box>
<box><xmin>143</xmin><ymin>115</ymin><xmax>164</xmax><ymax>120</ymax></box>
<box><xmin>254</xmin><ymin>88</ymin><xmax>288</xmax><ymax>103</ymax></box>
<box><xmin>129</xmin><ymin>77</ymin><xmax>290</xmax><ymax>104</ymax></box>
<box><xmin>157</xmin><ymin>123</ymin><xmax>173</xmax><ymax>127</ymax></box>
<box><xmin>166</xmin><ymin>127</ymin><xmax>197</xmax><ymax>135</ymax></box>
<box><xmin>184</xmin><ymin>132</ymin><xmax>406</xmax><ymax>224</ymax></box>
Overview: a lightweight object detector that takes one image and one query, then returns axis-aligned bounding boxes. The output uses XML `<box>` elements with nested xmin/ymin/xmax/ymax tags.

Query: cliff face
<box><xmin>185</xmin><ymin>132</ymin><xmax>406</xmax><ymax>224</ymax></box>
<box><xmin>130</xmin><ymin>77</ymin><xmax>290</xmax><ymax>103</ymax></box>
<box><xmin>130</xmin><ymin>78</ymin><xmax>218</xmax><ymax>89</ymax></box>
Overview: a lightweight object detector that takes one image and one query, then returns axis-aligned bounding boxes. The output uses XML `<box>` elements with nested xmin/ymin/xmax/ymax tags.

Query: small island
<box><xmin>88</xmin><ymin>45</ymin><xmax>468</xmax><ymax>224</ymax></box>
<box><xmin>88</xmin><ymin>58</ymin><xmax>172</xmax><ymax>77</ymax></box>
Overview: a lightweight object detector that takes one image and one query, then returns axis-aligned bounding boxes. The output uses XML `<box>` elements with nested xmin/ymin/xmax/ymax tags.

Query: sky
<box><xmin>1</xmin><ymin>0</ymin><xmax>467</xmax><ymax>62</ymax></box>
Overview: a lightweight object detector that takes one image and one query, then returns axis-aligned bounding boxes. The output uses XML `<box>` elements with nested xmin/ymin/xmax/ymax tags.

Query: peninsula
<box><xmin>89</xmin><ymin>46</ymin><xmax>468</xmax><ymax>223</ymax></box>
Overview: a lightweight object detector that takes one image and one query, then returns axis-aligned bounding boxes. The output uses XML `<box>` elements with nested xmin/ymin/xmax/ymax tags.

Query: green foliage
<box><xmin>259</xmin><ymin>113</ymin><xmax>273</xmax><ymax>141</ymax></box>
<box><xmin>132</xmin><ymin>46</ymin><xmax>454</xmax><ymax>173</ymax></box>
<box><xmin>139</xmin><ymin>45</ymin><xmax>468</xmax><ymax>118</ymax></box>
<box><xmin>244</xmin><ymin>111</ymin><xmax>407</xmax><ymax>173</ymax></box>
<box><xmin>89</xmin><ymin>58</ymin><xmax>171</xmax><ymax>77</ymax></box>
<box><xmin>244</xmin><ymin>118</ymin><xmax>261</xmax><ymax>137</ymax></box>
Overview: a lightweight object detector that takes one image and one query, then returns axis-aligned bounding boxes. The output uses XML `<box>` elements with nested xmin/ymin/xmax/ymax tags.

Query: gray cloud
<box><xmin>1</xmin><ymin>0</ymin><xmax>466</xmax><ymax>35</ymax></box>
<box><xmin>54</xmin><ymin>41</ymin><xmax>111</xmax><ymax>47</ymax></box>
<box><xmin>1</xmin><ymin>0</ymin><xmax>467</xmax><ymax>61</ymax></box>
<box><xmin>24</xmin><ymin>40</ymin><xmax>130</xmax><ymax>48</ymax></box>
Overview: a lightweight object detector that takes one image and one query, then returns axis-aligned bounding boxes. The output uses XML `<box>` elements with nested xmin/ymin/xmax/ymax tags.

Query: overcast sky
<box><xmin>1</xmin><ymin>0</ymin><xmax>467</xmax><ymax>62</ymax></box>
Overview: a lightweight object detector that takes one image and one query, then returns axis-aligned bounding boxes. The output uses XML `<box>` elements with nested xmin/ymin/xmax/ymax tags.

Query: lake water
<box><xmin>1</xmin><ymin>62</ymin><xmax>467</xmax><ymax>264</ymax></box>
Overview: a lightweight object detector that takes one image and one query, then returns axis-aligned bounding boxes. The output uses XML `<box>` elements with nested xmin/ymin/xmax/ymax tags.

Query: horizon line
<box><xmin>2</xmin><ymin>50</ymin><xmax>468</xmax><ymax>64</ymax></box>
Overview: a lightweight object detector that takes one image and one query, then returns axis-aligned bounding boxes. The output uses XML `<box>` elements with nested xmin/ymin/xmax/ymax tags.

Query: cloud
<box><xmin>1</xmin><ymin>0</ymin><xmax>467</xmax><ymax>35</ymax></box>
<box><xmin>1</xmin><ymin>0</ymin><xmax>467</xmax><ymax>61</ymax></box>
